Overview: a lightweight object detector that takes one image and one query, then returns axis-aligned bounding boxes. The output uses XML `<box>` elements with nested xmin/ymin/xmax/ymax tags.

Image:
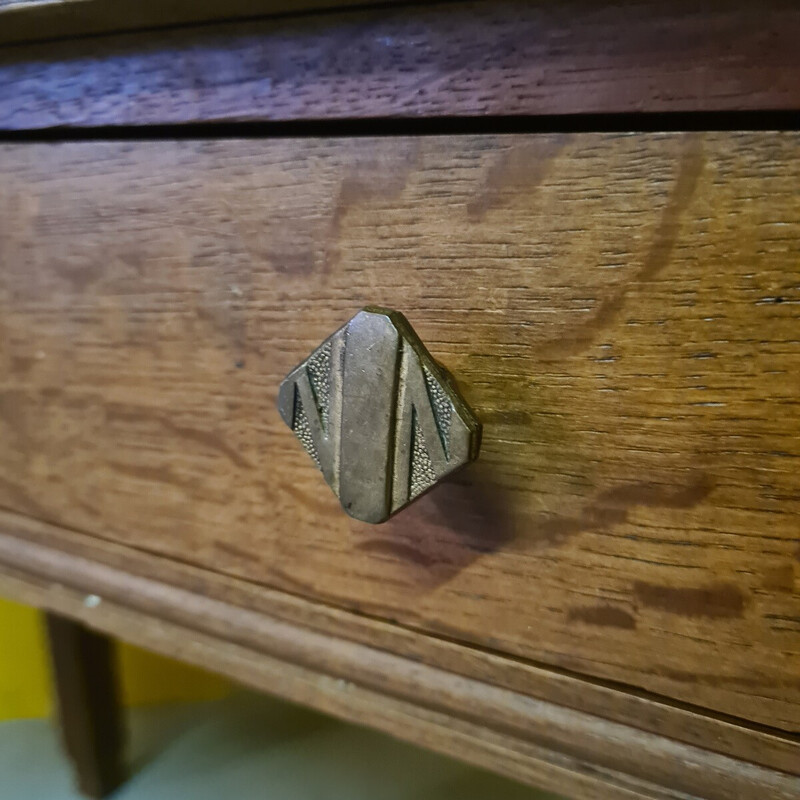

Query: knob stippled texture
<box><xmin>278</xmin><ymin>307</ymin><xmax>481</xmax><ymax>523</ymax></box>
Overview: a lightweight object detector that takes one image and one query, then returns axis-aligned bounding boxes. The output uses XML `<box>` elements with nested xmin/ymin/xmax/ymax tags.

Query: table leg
<box><xmin>45</xmin><ymin>613</ymin><xmax>126</xmax><ymax>798</ymax></box>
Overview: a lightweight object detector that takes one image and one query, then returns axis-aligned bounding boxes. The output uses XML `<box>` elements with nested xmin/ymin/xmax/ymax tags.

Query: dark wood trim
<box><xmin>1</xmin><ymin>1</ymin><xmax>799</xmax><ymax>130</ymax></box>
<box><xmin>0</xmin><ymin>512</ymin><xmax>797</xmax><ymax>800</ymax></box>
<box><xmin>45</xmin><ymin>613</ymin><xmax>125</xmax><ymax>799</ymax></box>
<box><xmin>0</xmin><ymin>0</ymin><xmax>397</xmax><ymax>46</ymax></box>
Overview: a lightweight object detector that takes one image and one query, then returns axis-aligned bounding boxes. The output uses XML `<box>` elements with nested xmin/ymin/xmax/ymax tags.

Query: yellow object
<box><xmin>0</xmin><ymin>596</ymin><xmax>230</xmax><ymax>720</ymax></box>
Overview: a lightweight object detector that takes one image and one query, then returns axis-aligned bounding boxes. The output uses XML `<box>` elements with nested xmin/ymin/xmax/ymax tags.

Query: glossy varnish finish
<box><xmin>0</xmin><ymin>134</ymin><xmax>798</xmax><ymax>735</ymax></box>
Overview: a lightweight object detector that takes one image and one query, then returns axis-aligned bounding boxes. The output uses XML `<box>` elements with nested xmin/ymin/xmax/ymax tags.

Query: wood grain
<box><xmin>0</xmin><ymin>134</ymin><xmax>798</xmax><ymax>732</ymax></box>
<box><xmin>4</xmin><ymin>510</ymin><xmax>796</xmax><ymax>777</ymax></box>
<box><xmin>3</xmin><ymin>1</ymin><xmax>800</xmax><ymax>129</ymax></box>
<box><xmin>0</xmin><ymin>0</ymin><xmax>394</xmax><ymax>46</ymax></box>
<box><xmin>0</xmin><ymin>572</ymin><xmax>716</xmax><ymax>800</ymax></box>
<box><xmin>0</xmin><ymin>516</ymin><xmax>797</xmax><ymax>800</ymax></box>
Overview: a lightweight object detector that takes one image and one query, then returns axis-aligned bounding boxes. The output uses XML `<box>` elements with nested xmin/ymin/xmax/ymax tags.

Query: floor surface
<box><xmin>0</xmin><ymin>691</ymin><xmax>562</xmax><ymax>799</ymax></box>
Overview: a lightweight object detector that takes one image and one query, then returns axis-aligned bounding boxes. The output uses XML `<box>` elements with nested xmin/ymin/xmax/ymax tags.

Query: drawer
<box><xmin>0</xmin><ymin>132</ymin><xmax>798</xmax><ymax>736</ymax></box>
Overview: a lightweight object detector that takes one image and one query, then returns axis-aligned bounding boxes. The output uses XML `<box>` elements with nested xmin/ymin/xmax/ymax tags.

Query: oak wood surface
<box><xmin>0</xmin><ymin>514</ymin><xmax>797</xmax><ymax>800</ymax></box>
<box><xmin>3</xmin><ymin>1</ymin><xmax>800</xmax><ymax>129</ymax></box>
<box><xmin>0</xmin><ymin>134</ymin><xmax>798</xmax><ymax>733</ymax></box>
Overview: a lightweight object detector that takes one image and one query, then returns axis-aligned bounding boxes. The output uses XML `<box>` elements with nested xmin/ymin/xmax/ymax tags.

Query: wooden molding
<box><xmin>2</xmin><ymin>1</ymin><xmax>800</xmax><ymax>129</ymax></box>
<box><xmin>0</xmin><ymin>568</ymin><xmax>672</xmax><ymax>800</ymax></box>
<box><xmin>0</xmin><ymin>511</ymin><xmax>797</xmax><ymax>800</ymax></box>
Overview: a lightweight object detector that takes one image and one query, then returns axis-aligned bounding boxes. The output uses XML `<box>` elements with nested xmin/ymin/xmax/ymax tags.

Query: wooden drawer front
<box><xmin>0</xmin><ymin>133</ymin><xmax>797</xmax><ymax>731</ymax></box>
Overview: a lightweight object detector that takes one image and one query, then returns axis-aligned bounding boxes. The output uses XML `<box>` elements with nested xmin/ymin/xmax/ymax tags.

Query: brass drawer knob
<box><xmin>278</xmin><ymin>307</ymin><xmax>481</xmax><ymax>523</ymax></box>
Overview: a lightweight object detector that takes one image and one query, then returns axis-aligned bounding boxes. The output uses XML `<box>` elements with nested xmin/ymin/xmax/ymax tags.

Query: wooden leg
<box><xmin>45</xmin><ymin>613</ymin><xmax>126</xmax><ymax>799</ymax></box>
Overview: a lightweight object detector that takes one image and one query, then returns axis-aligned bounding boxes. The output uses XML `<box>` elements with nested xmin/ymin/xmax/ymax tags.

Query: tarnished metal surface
<box><xmin>278</xmin><ymin>307</ymin><xmax>481</xmax><ymax>523</ymax></box>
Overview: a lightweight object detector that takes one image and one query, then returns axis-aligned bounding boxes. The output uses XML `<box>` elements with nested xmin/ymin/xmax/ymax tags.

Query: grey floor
<box><xmin>0</xmin><ymin>691</ymin><xmax>563</xmax><ymax>800</ymax></box>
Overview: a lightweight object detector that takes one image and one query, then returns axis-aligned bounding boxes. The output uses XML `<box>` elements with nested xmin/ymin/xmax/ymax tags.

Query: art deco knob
<box><xmin>278</xmin><ymin>307</ymin><xmax>481</xmax><ymax>523</ymax></box>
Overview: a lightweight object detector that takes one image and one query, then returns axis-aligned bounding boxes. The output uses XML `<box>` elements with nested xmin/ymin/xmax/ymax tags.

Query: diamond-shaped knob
<box><xmin>278</xmin><ymin>307</ymin><xmax>481</xmax><ymax>523</ymax></box>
